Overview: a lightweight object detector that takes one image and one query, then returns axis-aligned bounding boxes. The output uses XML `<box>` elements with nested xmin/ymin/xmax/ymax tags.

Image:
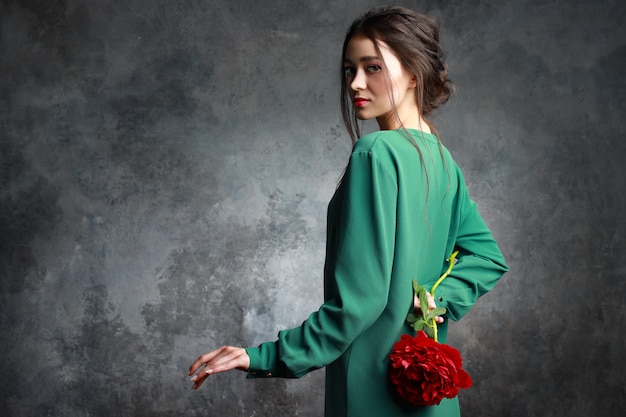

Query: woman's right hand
<box><xmin>413</xmin><ymin>291</ymin><xmax>444</xmax><ymax>324</ymax></box>
<box><xmin>188</xmin><ymin>346</ymin><xmax>250</xmax><ymax>390</ymax></box>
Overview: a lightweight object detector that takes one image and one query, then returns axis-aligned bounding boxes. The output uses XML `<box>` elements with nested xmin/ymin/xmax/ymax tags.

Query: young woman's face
<box><xmin>343</xmin><ymin>36</ymin><xmax>417</xmax><ymax>130</ymax></box>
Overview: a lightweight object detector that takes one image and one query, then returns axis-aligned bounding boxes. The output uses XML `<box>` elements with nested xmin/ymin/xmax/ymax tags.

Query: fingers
<box><xmin>190</xmin><ymin>364</ymin><xmax>211</xmax><ymax>390</ymax></box>
<box><xmin>426</xmin><ymin>292</ymin><xmax>445</xmax><ymax>324</ymax></box>
<box><xmin>413</xmin><ymin>292</ymin><xmax>445</xmax><ymax>324</ymax></box>
<box><xmin>189</xmin><ymin>347</ymin><xmax>224</xmax><ymax>376</ymax></box>
<box><xmin>413</xmin><ymin>292</ymin><xmax>439</xmax><ymax>311</ymax></box>
<box><xmin>189</xmin><ymin>346</ymin><xmax>250</xmax><ymax>390</ymax></box>
<box><xmin>425</xmin><ymin>292</ymin><xmax>437</xmax><ymax>310</ymax></box>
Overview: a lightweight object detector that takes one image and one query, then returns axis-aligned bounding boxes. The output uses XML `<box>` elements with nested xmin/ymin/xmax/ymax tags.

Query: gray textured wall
<box><xmin>1</xmin><ymin>0</ymin><xmax>624</xmax><ymax>416</ymax></box>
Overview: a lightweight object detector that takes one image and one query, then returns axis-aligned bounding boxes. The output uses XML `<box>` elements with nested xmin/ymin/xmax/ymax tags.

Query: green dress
<box><xmin>245</xmin><ymin>129</ymin><xmax>508</xmax><ymax>417</ymax></box>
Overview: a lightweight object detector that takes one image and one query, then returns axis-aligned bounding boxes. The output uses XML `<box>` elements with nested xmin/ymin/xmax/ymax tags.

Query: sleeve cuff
<box><xmin>245</xmin><ymin>341</ymin><xmax>279</xmax><ymax>379</ymax></box>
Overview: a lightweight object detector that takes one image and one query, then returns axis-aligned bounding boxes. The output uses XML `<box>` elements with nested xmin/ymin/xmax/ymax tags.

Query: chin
<box><xmin>354</xmin><ymin>112</ymin><xmax>372</xmax><ymax>121</ymax></box>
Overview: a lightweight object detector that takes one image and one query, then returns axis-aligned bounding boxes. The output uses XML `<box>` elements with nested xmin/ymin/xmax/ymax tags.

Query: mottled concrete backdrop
<box><xmin>1</xmin><ymin>0</ymin><xmax>624</xmax><ymax>416</ymax></box>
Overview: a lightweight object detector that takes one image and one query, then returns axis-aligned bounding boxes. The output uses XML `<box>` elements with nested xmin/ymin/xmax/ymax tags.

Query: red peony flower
<box><xmin>389</xmin><ymin>330</ymin><xmax>472</xmax><ymax>407</ymax></box>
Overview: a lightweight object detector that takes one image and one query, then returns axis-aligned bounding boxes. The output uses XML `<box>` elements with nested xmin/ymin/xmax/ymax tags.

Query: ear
<box><xmin>409</xmin><ymin>74</ymin><xmax>417</xmax><ymax>88</ymax></box>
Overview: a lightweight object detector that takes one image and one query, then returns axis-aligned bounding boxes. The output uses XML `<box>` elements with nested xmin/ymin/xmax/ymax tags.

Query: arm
<box><xmin>246</xmin><ymin>149</ymin><xmax>398</xmax><ymax>378</ymax></box>
<box><xmin>434</xmin><ymin>168</ymin><xmax>509</xmax><ymax>321</ymax></box>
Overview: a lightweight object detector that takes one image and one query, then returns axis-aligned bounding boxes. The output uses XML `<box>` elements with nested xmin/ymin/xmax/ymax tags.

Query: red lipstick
<box><xmin>353</xmin><ymin>98</ymin><xmax>369</xmax><ymax>107</ymax></box>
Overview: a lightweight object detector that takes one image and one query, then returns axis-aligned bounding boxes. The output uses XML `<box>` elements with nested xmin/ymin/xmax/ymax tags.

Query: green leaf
<box><xmin>406</xmin><ymin>313</ymin><xmax>420</xmax><ymax>323</ymax></box>
<box><xmin>423</xmin><ymin>326</ymin><xmax>435</xmax><ymax>339</ymax></box>
<box><xmin>415</xmin><ymin>318</ymin><xmax>428</xmax><ymax>327</ymax></box>
<box><xmin>430</xmin><ymin>307</ymin><xmax>447</xmax><ymax>316</ymax></box>
<box><xmin>412</xmin><ymin>318</ymin><xmax>428</xmax><ymax>332</ymax></box>
<box><xmin>418</xmin><ymin>288</ymin><xmax>429</xmax><ymax>318</ymax></box>
<box><xmin>409</xmin><ymin>279</ymin><xmax>444</xmax><ymax>339</ymax></box>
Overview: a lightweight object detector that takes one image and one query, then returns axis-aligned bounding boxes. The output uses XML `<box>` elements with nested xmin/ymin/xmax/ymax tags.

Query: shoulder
<box><xmin>351</xmin><ymin>129</ymin><xmax>442</xmax><ymax>170</ymax></box>
<box><xmin>346</xmin><ymin>131</ymin><xmax>399</xmax><ymax>178</ymax></box>
<box><xmin>353</xmin><ymin>130</ymin><xmax>405</xmax><ymax>154</ymax></box>
<box><xmin>353</xmin><ymin>129</ymin><xmax>439</xmax><ymax>154</ymax></box>
<box><xmin>350</xmin><ymin>130</ymin><xmax>406</xmax><ymax>170</ymax></box>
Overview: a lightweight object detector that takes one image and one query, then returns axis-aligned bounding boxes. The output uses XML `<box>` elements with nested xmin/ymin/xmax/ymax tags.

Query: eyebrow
<box><xmin>343</xmin><ymin>56</ymin><xmax>382</xmax><ymax>64</ymax></box>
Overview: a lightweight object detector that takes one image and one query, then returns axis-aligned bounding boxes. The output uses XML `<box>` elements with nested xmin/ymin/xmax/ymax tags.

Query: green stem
<box><xmin>430</xmin><ymin>250</ymin><xmax>459</xmax><ymax>295</ymax></box>
<box><xmin>429</xmin><ymin>250</ymin><xmax>459</xmax><ymax>343</ymax></box>
<box><xmin>432</xmin><ymin>320</ymin><xmax>439</xmax><ymax>343</ymax></box>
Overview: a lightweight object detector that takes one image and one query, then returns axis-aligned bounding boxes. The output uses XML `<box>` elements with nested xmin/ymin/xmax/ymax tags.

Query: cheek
<box><xmin>369</xmin><ymin>77</ymin><xmax>390</xmax><ymax>96</ymax></box>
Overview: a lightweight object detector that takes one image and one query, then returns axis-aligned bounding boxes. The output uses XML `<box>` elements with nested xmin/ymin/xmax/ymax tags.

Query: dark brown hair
<box><xmin>340</xmin><ymin>6</ymin><xmax>454</xmax><ymax>143</ymax></box>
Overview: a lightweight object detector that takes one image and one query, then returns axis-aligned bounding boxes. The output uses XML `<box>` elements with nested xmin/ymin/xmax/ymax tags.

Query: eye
<box><xmin>366</xmin><ymin>65</ymin><xmax>382</xmax><ymax>73</ymax></box>
<box><xmin>343</xmin><ymin>66</ymin><xmax>355</xmax><ymax>78</ymax></box>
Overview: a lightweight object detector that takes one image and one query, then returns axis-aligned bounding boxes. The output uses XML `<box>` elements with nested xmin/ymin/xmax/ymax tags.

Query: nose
<box><xmin>350</xmin><ymin>68</ymin><xmax>366</xmax><ymax>92</ymax></box>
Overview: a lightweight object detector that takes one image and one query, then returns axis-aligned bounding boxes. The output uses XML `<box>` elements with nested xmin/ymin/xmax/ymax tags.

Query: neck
<box><xmin>376</xmin><ymin>113</ymin><xmax>432</xmax><ymax>134</ymax></box>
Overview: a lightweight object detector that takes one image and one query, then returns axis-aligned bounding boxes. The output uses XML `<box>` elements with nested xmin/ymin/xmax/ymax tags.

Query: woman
<box><xmin>189</xmin><ymin>6</ymin><xmax>508</xmax><ymax>417</ymax></box>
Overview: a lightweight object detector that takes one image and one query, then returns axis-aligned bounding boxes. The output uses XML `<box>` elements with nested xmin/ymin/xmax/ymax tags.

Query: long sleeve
<box><xmin>246</xmin><ymin>145</ymin><xmax>399</xmax><ymax>378</ymax></box>
<box><xmin>241</xmin><ymin>130</ymin><xmax>507</xmax><ymax>417</ymax></box>
<box><xmin>434</xmin><ymin>165</ymin><xmax>509</xmax><ymax>321</ymax></box>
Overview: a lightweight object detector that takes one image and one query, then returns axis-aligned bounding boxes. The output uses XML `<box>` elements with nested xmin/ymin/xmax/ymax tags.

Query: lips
<box><xmin>353</xmin><ymin>98</ymin><xmax>369</xmax><ymax>107</ymax></box>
